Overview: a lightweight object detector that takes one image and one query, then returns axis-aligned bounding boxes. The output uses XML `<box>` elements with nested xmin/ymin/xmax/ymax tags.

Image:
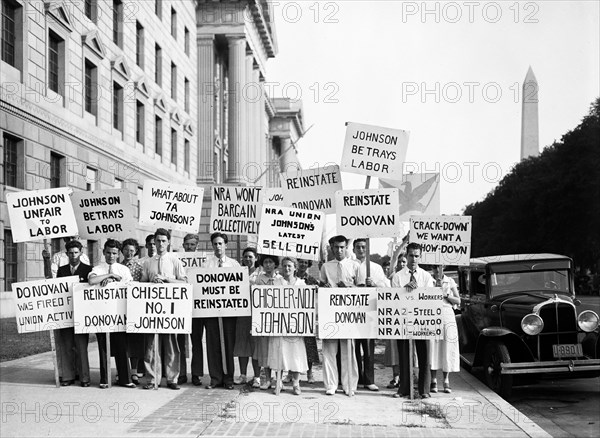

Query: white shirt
<box><xmin>88</xmin><ymin>262</ymin><xmax>133</xmax><ymax>282</ymax></box>
<box><xmin>141</xmin><ymin>252</ymin><xmax>187</xmax><ymax>282</ymax></box>
<box><xmin>320</xmin><ymin>257</ymin><xmax>360</xmax><ymax>287</ymax></box>
<box><xmin>355</xmin><ymin>259</ymin><xmax>390</xmax><ymax>287</ymax></box>
<box><xmin>204</xmin><ymin>254</ymin><xmax>240</xmax><ymax>268</ymax></box>
<box><xmin>391</xmin><ymin>266</ymin><xmax>434</xmax><ymax>289</ymax></box>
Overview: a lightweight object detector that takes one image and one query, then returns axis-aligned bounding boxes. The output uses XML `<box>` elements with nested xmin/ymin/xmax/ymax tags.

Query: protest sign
<box><xmin>280</xmin><ymin>165</ymin><xmax>342</xmax><ymax>214</ymax></box>
<box><xmin>70</xmin><ymin>189</ymin><xmax>136</xmax><ymax>240</ymax></box>
<box><xmin>188</xmin><ymin>267</ymin><xmax>250</xmax><ymax>317</ymax></box>
<box><xmin>317</xmin><ymin>288</ymin><xmax>378</xmax><ymax>339</ymax></box>
<box><xmin>380</xmin><ymin>173</ymin><xmax>441</xmax><ymax>221</ymax></box>
<box><xmin>262</xmin><ymin>187</ymin><xmax>285</xmax><ymax>206</ymax></box>
<box><xmin>6</xmin><ymin>188</ymin><xmax>78</xmax><ymax>242</ymax></box>
<box><xmin>210</xmin><ymin>186</ymin><xmax>262</xmax><ymax>235</ymax></box>
<box><xmin>335</xmin><ymin>188</ymin><xmax>401</xmax><ymax>238</ymax></box>
<box><xmin>12</xmin><ymin>277</ymin><xmax>76</xmax><ymax>333</ymax></box>
<box><xmin>251</xmin><ymin>285</ymin><xmax>317</xmax><ymax>336</ymax></box>
<box><xmin>340</xmin><ymin>122</ymin><xmax>409</xmax><ymax>179</ymax></box>
<box><xmin>72</xmin><ymin>283</ymin><xmax>127</xmax><ymax>333</ymax></box>
<box><xmin>410</xmin><ymin>215</ymin><xmax>472</xmax><ymax>265</ymax></box>
<box><xmin>175</xmin><ymin>251</ymin><xmax>208</xmax><ymax>270</ymax></box>
<box><xmin>126</xmin><ymin>282</ymin><xmax>193</xmax><ymax>334</ymax></box>
<box><xmin>377</xmin><ymin>287</ymin><xmax>443</xmax><ymax>340</ymax></box>
<box><xmin>258</xmin><ymin>205</ymin><xmax>325</xmax><ymax>261</ymax></box>
<box><xmin>138</xmin><ymin>181</ymin><xmax>203</xmax><ymax>233</ymax></box>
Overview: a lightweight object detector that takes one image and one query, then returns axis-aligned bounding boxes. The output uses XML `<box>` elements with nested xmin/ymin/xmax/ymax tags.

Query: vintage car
<box><xmin>457</xmin><ymin>254</ymin><xmax>600</xmax><ymax>398</ymax></box>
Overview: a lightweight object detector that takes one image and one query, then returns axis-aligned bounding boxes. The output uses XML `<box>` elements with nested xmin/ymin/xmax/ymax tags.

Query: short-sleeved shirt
<box><xmin>391</xmin><ymin>266</ymin><xmax>434</xmax><ymax>289</ymax></box>
<box><xmin>355</xmin><ymin>259</ymin><xmax>390</xmax><ymax>287</ymax></box>
<box><xmin>88</xmin><ymin>262</ymin><xmax>133</xmax><ymax>282</ymax></box>
<box><xmin>320</xmin><ymin>257</ymin><xmax>360</xmax><ymax>287</ymax></box>
<box><xmin>123</xmin><ymin>259</ymin><xmax>143</xmax><ymax>282</ymax></box>
<box><xmin>141</xmin><ymin>253</ymin><xmax>187</xmax><ymax>282</ymax></box>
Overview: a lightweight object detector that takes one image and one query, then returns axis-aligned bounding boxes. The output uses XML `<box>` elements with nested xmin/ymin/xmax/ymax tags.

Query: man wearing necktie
<box><xmin>390</xmin><ymin>242</ymin><xmax>435</xmax><ymax>398</ymax></box>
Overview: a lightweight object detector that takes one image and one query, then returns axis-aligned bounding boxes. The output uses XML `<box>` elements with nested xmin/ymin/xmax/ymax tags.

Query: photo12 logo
<box><xmin>401</xmin><ymin>2</ymin><xmax>540</xmax><ymax>24</ymax></box>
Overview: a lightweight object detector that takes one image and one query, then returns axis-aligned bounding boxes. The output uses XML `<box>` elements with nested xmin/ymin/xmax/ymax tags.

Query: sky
<box><xmin>266</xmin><ymin>1</ymin><xmax>600</xmax><ymax>256</ymax></box>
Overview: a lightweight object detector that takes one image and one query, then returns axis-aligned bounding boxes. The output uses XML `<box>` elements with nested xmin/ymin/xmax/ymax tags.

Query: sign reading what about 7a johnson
<box><xmin>71</xmin><ymin>189</ymin><xmax>136</xmax><ymax>240</ymax></box>
<box><xmin>280</xmin><ymin>165</ymin><xmax>342</xmax><ymax>214</ymax></box>
<box><xmin>188</xmin><ymin>267</ymin><xmax>250</xmax><ymax>318</ymax></box>
<box><xmin>335</xmin><ymin>188</ymin><xmax>401</xmax><ymax>238</ymax></box>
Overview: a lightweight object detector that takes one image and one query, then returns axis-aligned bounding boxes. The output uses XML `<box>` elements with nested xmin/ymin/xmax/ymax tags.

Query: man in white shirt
<box><xmin>42</xmin><ymin>236</ymin><xmax>90</xmax><ymax>278</ymax></box>
<box><xmin>391</xmin><ymin>242</ymin><xmax>435</xmax><ymax>398</ymax></box>
<box><xmin>320</xmin><ymin>235</ymin><xmax>360</xmax><ymax>396</ymax></box>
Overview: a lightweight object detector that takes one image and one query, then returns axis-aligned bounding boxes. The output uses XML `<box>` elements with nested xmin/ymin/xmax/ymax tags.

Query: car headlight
<box><xmin>577</xmin><ymin>310</ymin><xmax>599</xmax><ymax>332</ymax></box>
<box><xmin>521</xmin><ymin>313</ymin><xmax>544</xmax><ymax>335</ymax></box>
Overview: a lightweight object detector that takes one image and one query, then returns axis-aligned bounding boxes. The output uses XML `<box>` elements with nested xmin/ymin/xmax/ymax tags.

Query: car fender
<box><xmin>472</xmin><ymin>328</ymin><xmax>535</xmax><ymax>367</ymax></box>
<box><xmin>582</xmin><ymin>331</ymin><xmax>600</xmax><ymax>359</ymax></box>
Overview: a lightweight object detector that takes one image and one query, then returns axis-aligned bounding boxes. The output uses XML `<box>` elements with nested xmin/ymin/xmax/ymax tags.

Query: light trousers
<box><xmin>144</xmin><ymin>333</ymin><xmax>180</xmax><ymax>385</ymax></box>
<box><xmin>322</xmin><ymin>339</ymin><xmax>358</xmax><ymax>392</ymax></box>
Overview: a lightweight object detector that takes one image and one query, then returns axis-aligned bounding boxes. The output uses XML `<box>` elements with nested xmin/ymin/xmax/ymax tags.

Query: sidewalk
<box><xmin>0</xmin><ymin>342</ymin><xmax>550</xmax><ymax>437</ymax></box>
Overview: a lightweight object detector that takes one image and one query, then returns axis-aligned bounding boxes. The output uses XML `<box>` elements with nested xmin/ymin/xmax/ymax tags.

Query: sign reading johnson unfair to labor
<box><xmin>70</xmin><ymin>189</ymin><xmax>136</xmax><ymax>240</ymax></box>
<box><xmin>251</xmin><ymin>285</ymin><xmax>317</xmax><ymax>336</ymax></box>
<box><xmin>126</xmin><ymin>283</ymin><xmax>192</xmax><ymax>334</ymax></box>
<box><xmin>280</xmin><ymin>165</ymin><xmax>342</xmax><ymax>214</ymax></box>
<box><xmin>210</xmin><ymin>186</ymin><xmax>262</xmax><ymax>235</ymax></box>
<box><xmin>188</xmin><ymin>267</ymin><xmax>250</xmax><ymax>317</ymax></box>
<box><xmin>340</xmin><ymin>122</ymin><xmax>409</xmax><ymax>179</ymax></box>
<box><xmin>12</xmin><ymin>277</ymin><xmax>77</xmax><ymax>333</ymax></box>
<box><xmin>377</xmin><ymin>287</ymin><xmax>443</xmax><ymax>340</ymax></box>
<box><xmin>258</xmin><ymin>205</ymin><xmax>325</xmax><ymax>261</ymax></box>
<box><xmin>317</xmin><ymin>288</ymin><xmax>378</xmax><ymax>339</ymax></box>
<box><xmin>6</xmin><ymin>188</ymin><xmax>78</xmax><ymax>243</ymax></box>
<box><xmin>72</xmin><ymin>283</ymin><xmax>127</xmax><ymax>333</ymax></box>
<box><xmin>335</xmin><ymin>189</ymin><xmax>401</xmax><ymax>238</ymax></box>
<box><xmin>139</xmin><ymin>181</ymin><xmax>203</xmax><ymax>233</ymax></box>
<box><xmin>410</xmin><ymin>215</ymin><xmax>472</xmax><ymax>266</ymax></box>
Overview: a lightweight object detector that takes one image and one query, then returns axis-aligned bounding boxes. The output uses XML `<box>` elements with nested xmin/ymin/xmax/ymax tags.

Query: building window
<box><xmin>4</xmin><ymin>230</ymin><xmax>17</xmax><ymax>290</ymax></box>
<box><xmin>113</xmin><ymin>0</ymin><xmax>123</xmax><ymax>48</ymax></box>
<box><xmin>3</xmin><ymin>133</ymin><xmax>22</xmax><ymax>188</ymax></box>
<box><xmin>1</xmin><ymin>0</ymin><xmax>18</xmax><ymax>67</ymax></box>
<box><xmin>86</xmin><ymin>167</ymin><xmax>97</xmax><ymax>191</ymax></box>
<box><xmin>84</xmin><ymin>59</ymin><xmax>97</xmax><ymax>115</ymax></box>
<box><xmin>155</xmin><ymin>0</ymin><xmax>161</xmax><ymax>19</ymax></box>
<box><xmin>155</xmin><ymin>116</ymin><xmax>162</xmax><ymax>157</ymax></box>
<box><xmin>136</xmin><ymin>100</ymin><xmax>145</xmax><ymax>145</ymax></box>
<box><xmin>114</xmin><ymin>178</ymin><xmax>123</xmax><ymax>189</ymax></box>
<box><xmin>184</xmin><ymin>26</ymin><xmax>189</xmax><ymax>55</ymax></box>
<box><xmin>154</xmin><ymin>44</ymin><xmax>161</xmax><ymax>85</ymax></box>
<box><xmin>48</xmin><ymin>31</ymin><xmax>61</xmax><ymax>93</ymax></box>
<box><xmin>171</xmin><ymin>128</ymin><xmax>177</xmax><ymax>166</ymax></box>
<box><xmin>135</xmin><ymin>21</ymin><xmax>144</xmax><ymax>68</ymax></box>
<box><xmin>136</xmin><ymin>186</ymin><xmax>143</xmax><ymax>218</ymax></box>
<box><xmin>171</xmin><ymin>7</ymin><xmax>177</xmax><ymax>39</ymax></box>
<box><xmin>113</xmin><ymin>81</ymin><xmax>123</xmax><ymax>133</ymax></box>
<box><xmin>184</xmin><ymin>77</ymin><xmax>189</xmax><ymax>112</ymax></box>
<box><xmin>171</xmin><ymin>62</ymin><xmax>177</xmax><ymax>101</ymax></box>
<box><xmin>50</xmin><ymin>153</ymin><xmax>63</xmax><ymax>188</ymax></box>
<box><xmin>184</xmin><ymin>139</ymin><xmax>190</xmax><ymax>172</ymax></box>
<box><xmin>87</xmin><ymin>240</ymin><xmax>97</xmax><ymax>266</ymax></box>
<box><xmin>84</xmin><ymin>0</ymin><xmax>96</xmax><ymax>22</ymax></box>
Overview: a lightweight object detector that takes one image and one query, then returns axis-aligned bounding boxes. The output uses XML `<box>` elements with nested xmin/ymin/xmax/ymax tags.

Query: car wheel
<box><xmin>483</xmin><ymin>341</ymin><xmax>513</xmax><ymax>398</ymax></box>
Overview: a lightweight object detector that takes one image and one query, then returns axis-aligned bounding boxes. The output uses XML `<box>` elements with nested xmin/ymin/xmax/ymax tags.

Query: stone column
<box><xmin>279</xmin><ymin>136</ymin><xmax>295</xmax><ymax>174</ymax></box>
<box><xmin>197</xmin><ymin>36</ymin><xmax>215</xmax><ymax>183</ymax></box>
<box><xmin>226</xmin><ymin>35</ymin><xmax>246</xmax><ymax>183</ymax></box>
<box><xmin>257</xmin><ymin>70</ymin><xmax>266</xmax><ymax>187</ymax></box>
<box><xmin>243</xmin><ymin>51</ymin><xmax>254</xmax><ymax>185</ymax></box>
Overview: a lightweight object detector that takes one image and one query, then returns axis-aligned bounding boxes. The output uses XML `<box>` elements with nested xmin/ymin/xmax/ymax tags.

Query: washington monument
<box><xmin>520</xmin><ymin>66</ymin><xmax>539</xmax><ymax>159</ymax></box>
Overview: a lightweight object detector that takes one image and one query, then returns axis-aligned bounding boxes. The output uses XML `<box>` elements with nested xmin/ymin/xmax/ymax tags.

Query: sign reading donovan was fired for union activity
<box><xmin>210</xmin><ymin>185</ymin><xmax>262</xmax><ymax>236</ymax></box>
<box><xmin>72</xmin><ymin>283</ymin><xmax>127</xmax><ymax>333</ymax></box>
<box><xmin>317</xmin><ymin>288</ymin><xmax>378</xmax><ymax>339</ymax></box>
<box><xmin>12</xmin><ymin>277</ymin><xmax>77</xmax><ymax>334</ymax></box>
<box><xmin>251</xmin><ymin>285</ymin><xmax>317</xmax><ymax>336</ymax></box>
<box><xmin>335</xmin><ymin>188</ymin><xmax>401</xmax><ymax>238</ymax></box>
<box><xmin>188</xmin><ymin>267</ymin><xmax>250</xmax><ymax>318</ymax></box>
<box><xmin>377</xmin><ymin>287</ymin><xmax>443</xmax><ymax>340</ymax></box>
<box><xmin>70</xmin><ymin>189</ymin><xmax>136</xmax><ymax>240</ymax></box>
<box><xmin>126</xmin><ymin>282</ymin><xmax>192</xmax><ymax>334</ymax></box>
<box><xmin>6</xmin><ymin>188</ymin><xmax>78</xmax><ymax>243</ymax></box>
<box><xmin>279</xmin><ymin>165</ymin><xmax>342</xmax><ymax>214</ymax></box>
<box><xmin>138</xmin><ymin>180</ymin><xmax>204</xmax><ymax>233</ymax></box>
<box><xmin>340</xmin><ymin>122</ymin><xmax>409</xmax><ymax>179</ymax></box>
<box><xmin>410</xmin><ymin>215</ymin><xmax>472</xmax><ymax>266</ymax></box>
<box><xmin>258</xmin><ymin>205</ymin><xmax>325</xmax><ymax>262</ymax></box>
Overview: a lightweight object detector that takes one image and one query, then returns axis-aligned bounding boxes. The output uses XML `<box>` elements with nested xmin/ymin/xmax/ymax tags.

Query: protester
<box><xmin>385</xmin><ymin>252</ymin><xmax>407</xmax><ymax>388</ymax></box>
<box><xmin>320</xmin><ymin>235</ymin><xmax>360</xmax><ymax>397</ymax></box>
<box><xmin>140</xmin><ymin>229</ymin><xmax>187</xmax><ymax>390</ymax></box>
<box><xmin>88</xmin><ymin>239</ymin><xmax>134</xmax><ymax>389</ymax></box>
<box><xmin>43</xmin><ymin>236</ymin><xmax>90</xmax><ymax>278</ymax></box>
<box><xmin>429</xmin><ymin>265</ymin><xmax>461</xmax><ymax>394</ymax></box>
<box><xmin>296</xmin><ymin>258</ymin><xmax>320</xmax><ymax>384</ymax></box>
<box><xmin>139</xmin><ymin>234</ymin><xmax>156</xmax><ymax>264</ymax></box>
<box><xmin>178</xmin><ymin>233</ymin><xmax>199</xmax><ymax>385</ymax></box>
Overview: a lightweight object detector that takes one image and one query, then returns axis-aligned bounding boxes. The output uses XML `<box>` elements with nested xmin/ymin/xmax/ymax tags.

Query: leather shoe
<box><xmin>80</xmin><ymin>381</ymin><xmax>90</xmax><ymax>387</ymax></box>
<box><xmin>167</xmin><ymin>383</ymin><xmax>180</xmax><ymax>390</ymax></box>
<box><xmin>393</xmin><ymin>392</ymin><xmax>409</xmax><ymax>398</ymax></box>
<box><xmin>205</xmin><ymin>384</ymin><xmax>214</xmax><ymax>389</ymax></box>
<box><xmin>60</xmin><ymin>380</ymin><xmax>74</xmax><ymax>386</ymax></box>
<box><xmin>365</xmin><ymin>384</ymin><xmax>379</xmax><ymax>391</ymax></box>
<box><xmin>225</xmin><ymin>383</ymin><xmax>234</xmax><ymax>390</ymax></box>
<box><xmin>192</xmin><ymin>375</ymin><xmax>202</xmax><ymax>386</ymax></box>
<box><xmin>178</xmin><ymin>375</ymin><xmax>188</xmax><ymax>385</ymax></box>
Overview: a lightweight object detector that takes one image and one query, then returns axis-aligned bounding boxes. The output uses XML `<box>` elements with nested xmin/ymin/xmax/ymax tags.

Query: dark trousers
<box><xmin>205</xmin><ymin>317</ymin><xmax>236</xmax><ymax>386</ymax></box>
<box><xmin>97</xmin><ymin>332</ymin><xmax>130</xmax><ymax>385</ymax></box>
<box><xmin>191</xmin><ymin>318</ymin><xmax>206</xmax><ymax>377</ymax></box>
<box><xmin>177</xmin><ymin>333</ymin><xmax>187</xmax><ymax>378</ymax></box>
<box><xmin>397</xmin><ymin>339</ymin><xmax>430</xmax><ymax>396</ymax></box>
<box><xmin>355</xmin><ymin>339</ymin><xmax>375</xmax><ymax>385</ymax></box>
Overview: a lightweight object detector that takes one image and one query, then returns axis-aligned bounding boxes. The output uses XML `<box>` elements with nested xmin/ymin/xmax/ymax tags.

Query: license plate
<box><xmin>552</xmin><ymin>344</ymin><xmax>582</xmax><ymax>358</ymax></box>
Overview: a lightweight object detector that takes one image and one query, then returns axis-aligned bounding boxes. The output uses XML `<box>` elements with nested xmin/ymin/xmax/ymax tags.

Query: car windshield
<box><xmin>488</xmin><ymin>260</ymin><xmax>572</xmax><ymax>297</ymax></box>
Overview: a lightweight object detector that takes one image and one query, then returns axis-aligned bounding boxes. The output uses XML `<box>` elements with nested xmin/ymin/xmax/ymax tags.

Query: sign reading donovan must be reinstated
<box><xmin>188</xmin><ymin>267</ymin><xmax>250</xmax><ymax>318</ymax></box>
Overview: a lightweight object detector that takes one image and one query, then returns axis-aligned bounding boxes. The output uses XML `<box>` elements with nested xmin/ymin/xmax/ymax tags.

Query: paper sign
<box><xmin>72</xmin><ymin>283</ymin><xmax>127</xmax><ymax>333</ymax></box>
<box><xmin>126</xmin><ymin>282</ymin><xmax>193</xmax><ymax>334</ymax></box>
<box><xmin>262</xmin><ymin>188</ymin><xmax>285</xmax><ymax>206</ymax></box>
<box><xmin>257</xmin><ymin>205</ymin><xmax>325</xmax><ymax>261</ymax></box>
<box><xmin>139</xmin><ymin>181</ymin><xmax>203</xmax><ymax>233</ymax></box>
<box><xmin>380</xmin><ymin>173</ymin><xmax>441</xmax><ymax>221</ymax></box>
<box><xmin>210</xmin><ymin>186</ymin><xmax>262</xmax><ymax>235</ymax></box>
<box><xmin>6</xmin><ymin>188</ymin><xmax>78</xmax><ymax>242</ymax></box>
<box><xmin>317</xmin><ymin>288</ymin><xmax>378</xmax><ymax>339</ymax></box>
<box><xmin>280</xmin><ymin>165</ymin><xmax>342</xmax><ymax>214</ymax></box>
<box><xmin>12</xmin><ymin>277</ymin><xmax>76</xmax><ymax>333</ymax></box>
<box><xmin>340</xmin><ymin>122</ymin><xmax>409</xmax><ymax>178</ymax></box>
<box><xmin>335</xmin><ymin>189</ymin><xmax>401</xmax><ymax>238</ymax></box>
<box><xmin>251</xmin><ymin>285</ymin><xmax>317</xmax><ymax>336</ymax></box>
<box><xmin>175</xmin><ymin>251</ymin><xmax>208</xmax><ymax>270</ymax></box>
<box><xmin>377</xmin><ymin>287</ymin><xmax>443</xmax><ymax>340</ymax></box>
<box><xmin>410</xmin><ymin>216</ymin><xmax>472</xmax><ymax>266</ymax></box>
<box><xmin>188</xmin><ymin>267</ymin><xmax>250</xmax><ymax>317</ymax></box>
<box><xmin>71</xmin><ymin>189</ymin><xmax>136</xmax><ymax>240</ymax></box>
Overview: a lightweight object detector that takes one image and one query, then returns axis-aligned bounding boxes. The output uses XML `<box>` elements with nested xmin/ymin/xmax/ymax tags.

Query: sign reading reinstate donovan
<box><xmin>317</xmin><ymin>288</ymin><xmax>378</xmax><ymax>339</ymax></box>
<box><xmin>189</xmin><ymin>267</ymin><xmax>250</xmax><ymax>318</ymax></box>
<box><xmin>72</xmin><ymin>283</ymin><xmax>127</xmax><ymax>333</ymax></box>
<box><xmin>335</xmin><ymin>188</ymin><xmax>401</xmax><ymax>238</ymax></box>
<box><xmin>280</xmin><ymin>165</ymin><xmax>342</xmax><ymax>214</ymax></box>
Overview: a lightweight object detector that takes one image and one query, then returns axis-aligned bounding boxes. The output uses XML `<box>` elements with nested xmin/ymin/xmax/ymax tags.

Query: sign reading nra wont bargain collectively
<box><xmin>210</xmin><ymin>186</ymin><xmax>262</xmax><ymax>236</ymax></box>
<box><xmin>71</xmin><ymin>189</ymin><xmax>136</xmax><ymax>240</ymax></box>
<box><xmin>335</xmin><ymin>188</ymin><xmax>401</xmax><ymax>238</ymax></box>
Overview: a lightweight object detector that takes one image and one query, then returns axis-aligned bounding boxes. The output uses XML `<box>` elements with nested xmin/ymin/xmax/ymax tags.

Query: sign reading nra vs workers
<box><xmin>340</xmin><ymin>122</ymin><xmax>409</xmax><ymax>179</ymax></box>
<box><xmin>335</xmin><ymin>188</ymin><xmax>401</xmax><ymax>238</ymax></box>
<box><xmin>280</xmin><ymin>165</ymin><xmax>342</xmax><ymax>214</ymax></box>
<box><xmin>71</xmin><ymin>189</ymin><xmax>136</xmax><ymax>240</ymax></box>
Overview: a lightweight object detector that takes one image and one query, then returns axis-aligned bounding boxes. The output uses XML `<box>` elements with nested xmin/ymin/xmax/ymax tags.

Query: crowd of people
<box><xmin>43</xmin><ymin>231</ymin><xmax>460</xmax><ymax>398</ymax></box>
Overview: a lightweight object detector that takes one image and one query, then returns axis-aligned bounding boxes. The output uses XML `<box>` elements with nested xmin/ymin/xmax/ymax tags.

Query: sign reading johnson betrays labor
<box><xmin>72</xmin><ymin>283</ymin><xmax>127</xmax><ymax>333</ymax></box>
<box><xmin>410</xmin><ymin>215</ymin><xmax>472</xmax><ymax>266</ymax></box>
<box><xmin>70</xmin><ymin>189</ymin><xmax>136</xmax><ymax>240</ymax></box>
<box><xmin>126</xmin><ymin>283</ymin><xmax>192</xmax><ymax>334</ymax></box>
<box><xmin>188</xmin><ymin>267</ymin><xmax>250</xmax><ymax>318</ymax></box>
<box><xmin>258</xmin><ymin>205</ymin><xmax>325</xmax><ymax>261</ymax></box>
<box><xmin>210</xmin><ymin>186</ymin><xmax>262</xmax><ymax>236</ymax></box>
<box><xmin>279</xmin><ymin>165</ymin><xmax>342</xmax><ymax>214</ymax></box>
<box><xmin>6</xmin><ymin>188</ymin><xmax>78</xmax><ymax>243</ymax></box>
<box><xmin>340</xmin><ymin>122</ymin><xmax>409</xmax><ymax>179</ymax></box>
<box><xmin>139</xmin><ymin>181</ymin><xmax>204</xmax><ymax>233</ymax></box>
<box><xmin>12</xmin><ymin>277</ymin><xmax>77</xmax><ymax>333</ymax></box>
<box><xmin>317</xmin><ymin>288</ymin><xmax>377</xmax><ymax>339</ymax></box>
<box><xmin>335</xmin><ymin>188</ymin><xmax>401</xmax><ymax>238</ymax></box>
